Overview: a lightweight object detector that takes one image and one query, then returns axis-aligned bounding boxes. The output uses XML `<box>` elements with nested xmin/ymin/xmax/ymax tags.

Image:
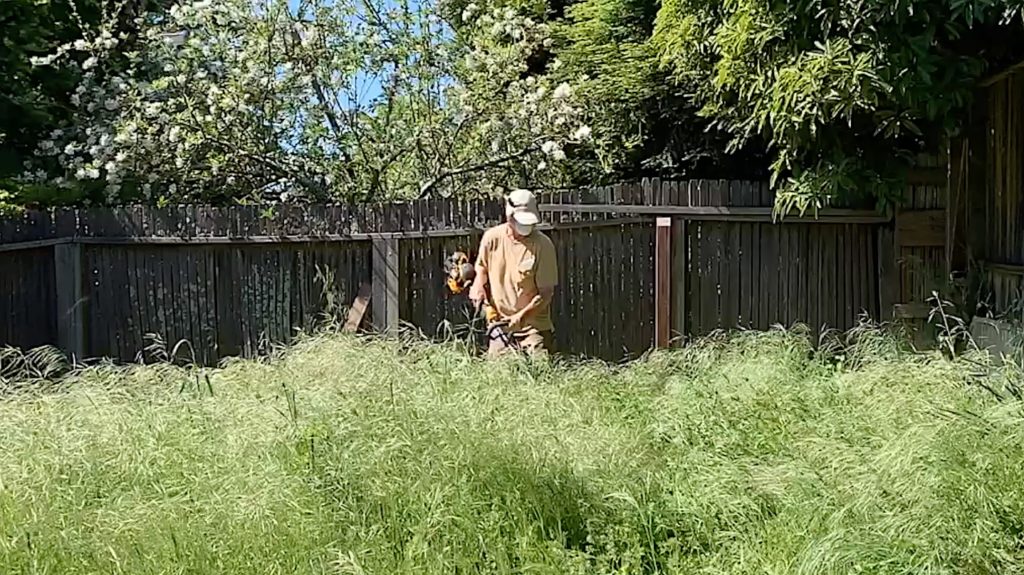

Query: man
<box><xmin>469</xmin><ymin>188</ymin><xmax>558</xmax><ymax>357</ymax></box>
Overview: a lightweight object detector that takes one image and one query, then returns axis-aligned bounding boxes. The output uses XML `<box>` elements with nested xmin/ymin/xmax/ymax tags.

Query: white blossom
<box><xmin>572</xmin><ymin>125</ymin><xmax>592</xmax><ymax>141</ymax></box>
<box><xmin>30</xmin><ymin>54</ymin><xmax>56</xmax><ymax>67</ymax></box>
<box><xmin>552</xmin><ymin>82</ymin><xmax>572</xmax><ymax>100</ymax></box>
<box><xmin>76</xmin><ymin>166</ymin><xmax>100</xmax><ymax>180</ymax></box>
<box><xmin>82</xmin><ymin>56</ymin><xmax>98</xmax><ymax>70</ymax></box>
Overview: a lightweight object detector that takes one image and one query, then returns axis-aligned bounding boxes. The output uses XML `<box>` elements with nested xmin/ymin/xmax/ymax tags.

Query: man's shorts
<box><xmin>486</xmin><ymin>325</ymin><xmax>554</xmax><ymax>358</ymax></box>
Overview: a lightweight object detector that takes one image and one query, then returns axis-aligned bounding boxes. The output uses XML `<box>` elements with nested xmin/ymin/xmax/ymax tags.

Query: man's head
<box><xmin>505</xmin><ymin>188</ymin><xmax>541</xmax><ymax>238</ymax></box>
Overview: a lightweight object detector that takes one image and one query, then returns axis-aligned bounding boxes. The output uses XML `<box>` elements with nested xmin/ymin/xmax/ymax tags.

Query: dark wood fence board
<box><xmin>597</xmin><ymin>227</ymin><xmax>610</xmax><ymax>357</ymax></box>
<box><xmin>758</xmin><ymin>223</ymin><xmax>772</xmax><ymax>330</ymax></box>
<box><xmin>738</xmin><ymin>223</ymin><xmax>752</xmax><ymax>328</ymax></box>
<box><xmin>778</xmin><ymin>225</ymin><xmax>789</xmax><ymax>326</ymax></box>
<box><xmin>579</xmin><ymin>226</ymin><xmax>596</xmax><ymax>354</ymax></box>
<box><xmin>702</xmin><ymin>223</ymin><xmax>715</xmax><ymax>332</ymax></box>
<box><xmin>788</xmin><ymin>225</ymin><xmax>800</xmax><ymax>326</ymax></box>
<box><xmin>838</xmin><ymin>226</ymin><xmax>849</xmax><ymax>329</ymax></box>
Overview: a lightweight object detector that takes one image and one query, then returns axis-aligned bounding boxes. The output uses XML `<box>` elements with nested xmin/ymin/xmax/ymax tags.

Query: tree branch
<box><xmin>417</xmin><ymin>137</ymin><xmax>548</xmax><ymax>198</ymax></box>
<box><xmin>285</xmin><ymin>17</ymin><xmax>355</xmax><ymax>182</ymax></box>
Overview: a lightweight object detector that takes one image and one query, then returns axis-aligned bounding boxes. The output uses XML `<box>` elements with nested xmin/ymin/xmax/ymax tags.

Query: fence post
<box><xmin>54</xmin><ymin>242</ymin><xmax>85</xmax><ymax>362</ymax></box>
<box><xmin>655</xmin><ymin>217</ymin><xmax>672</xmax><ymax>348</ymax></box>
<box><xmin>371</xmin><ymin>236</ymin><xmax>401</xmax><ymax>334</ymax></box>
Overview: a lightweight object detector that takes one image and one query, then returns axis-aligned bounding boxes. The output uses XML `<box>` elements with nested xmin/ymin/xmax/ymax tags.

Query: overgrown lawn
<box><xmin>1</xmin><ymin>329</ymin><xmax>1023</xmax><ymax>574</ymax></box>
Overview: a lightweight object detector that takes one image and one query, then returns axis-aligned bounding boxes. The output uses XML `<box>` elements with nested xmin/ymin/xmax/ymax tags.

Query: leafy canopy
<box><xmin>7</xmin><ymin>0</ymin><xmax>1024</xmax><ymax>209</ymax></box>
<box><xmin>11</xmin><ymin>0</ymin><xmax>594</xmax><ymax>206</ymax></box>
<box><xmin>454</xmin><ymin>0</ymin><xmax>1024</xmax><ymax>211</ymax></box>
<box><xmin>652</xmin><ymin>0</ymin><xmax>1023</xmax><ymax>211</ymax></box>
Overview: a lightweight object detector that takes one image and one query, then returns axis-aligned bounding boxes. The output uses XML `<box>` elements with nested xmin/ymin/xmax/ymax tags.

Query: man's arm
<box><xmin>469</xmin><ymin>233</ymin><xmax>492</xmax><ymax>304</ymax></box>
<box><xmin>512</xmin><ymin>287</ymin><xmax>553</xmax><ymax>320</ymax></box>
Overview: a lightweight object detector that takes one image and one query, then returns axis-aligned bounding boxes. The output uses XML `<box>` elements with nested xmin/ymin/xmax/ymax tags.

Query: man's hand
<box><xmin>507</xmin><ymin>310</ymin><xmax>526</xmax><ymax>330</ymax></box>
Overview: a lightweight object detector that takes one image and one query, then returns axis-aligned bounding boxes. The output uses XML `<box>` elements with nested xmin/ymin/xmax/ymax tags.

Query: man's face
<box><xmin>508</xmin><ymin>216</ymin><xmax>534</xmax><ymax>238</ymax></box>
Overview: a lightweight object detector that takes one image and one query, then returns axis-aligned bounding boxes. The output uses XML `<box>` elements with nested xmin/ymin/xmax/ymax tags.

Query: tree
<box><xmin>13</xmin><ymin>0</ymin><xmax>593</xmax><ymax>206</ymax></box>
<box><xmin>444</xmin><ymin>0</ymin><xmax>769</xmax><ymax>188</ymax></box>
<box><xmin>450</xmin><ymin>0</ymin><xmax>1024</xmax><ymax>212</ymax></box>
<box><xmin>0</xmin><ymin>0</ymin><xmax>177</xmax><ymax>207</ymax></box>
<box><xmin>16</xmin><ymin>0</ymin><xmax>1024</xmax><ymax>211</ymax></box>
<box><xmin>652</xmin><ymin>0</ymin><xmax>1024</xmax><ymax>212</ymax></box>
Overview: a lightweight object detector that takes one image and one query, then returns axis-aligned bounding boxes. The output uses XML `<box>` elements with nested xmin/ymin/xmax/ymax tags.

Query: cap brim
<box><xmin>512</xmin><ymin>211</ymin><xmax>540</xmax><ymax>225</ymax></box>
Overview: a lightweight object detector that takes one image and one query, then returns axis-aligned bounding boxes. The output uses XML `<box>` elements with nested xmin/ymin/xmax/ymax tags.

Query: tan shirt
<box><xmin>476</xmin><ymin>223</ymin><xmax>558</xmax><ymax>332</ymax></box>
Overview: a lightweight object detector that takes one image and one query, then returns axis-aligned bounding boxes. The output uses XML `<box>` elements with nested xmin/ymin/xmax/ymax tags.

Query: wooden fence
<box><xmin>0</xmin><ymin>179</ymin><xmax>897</xmax><ymax>364</ymax></box>
<box><xmin>950</xmin><ymin>72</ymin><xmax>1024</xmax><ymax>322</ymax></box>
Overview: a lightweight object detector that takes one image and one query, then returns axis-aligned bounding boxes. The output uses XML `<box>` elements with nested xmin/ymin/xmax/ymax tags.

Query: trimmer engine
<box><xmin>444</xmin><ymin>250</ymin><xmax>477</xmax><ymax>295</ymax></box>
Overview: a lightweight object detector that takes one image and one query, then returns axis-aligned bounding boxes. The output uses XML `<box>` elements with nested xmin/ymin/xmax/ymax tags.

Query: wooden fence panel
<box><xmin>79</xmin><ymin>242</ymin><xmax>371</xmax><ymax>363</ymax></box>
<box><xmin>546</xmin><ymin>222</ymin><xmax>655</xmax><ymax>361</ymax></box>
<box><xmin>0</xmin><ymin>187</ymin><xmax>899</xmax><ymax>364</ymax></box>
<box><xmin>0</xmin><ymin>248</ymin><xmax>57</xmax><ymax>351</ymax></box>
<box><xmin>989</xmin><ymin>268</ymin><xmax>1024</xmax><ymax>322</ymax></box>
<box><xmin>682</xmin><ymin>222</ymin><xmax>879</xmax><ymax>337</ymax></box>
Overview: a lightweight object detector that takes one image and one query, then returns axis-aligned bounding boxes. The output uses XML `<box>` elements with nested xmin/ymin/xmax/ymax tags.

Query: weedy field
<box><xmin>1</xmin><ymin>327</ymin><xmax>1023</xmax><ymax>574</ymax></box>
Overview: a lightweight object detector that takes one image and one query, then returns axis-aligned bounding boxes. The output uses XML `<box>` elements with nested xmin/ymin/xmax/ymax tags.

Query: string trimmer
<box><xmin>443</xmin><ymin>250</ymin><xmax>516</xmax><ymax>350</ymax></box>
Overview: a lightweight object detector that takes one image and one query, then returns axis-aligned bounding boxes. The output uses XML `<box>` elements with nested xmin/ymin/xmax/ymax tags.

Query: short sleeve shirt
<box><xmin>475</xmin><ymin>224</ymin><xmax>558</xmax><ymax>332</ymax></box>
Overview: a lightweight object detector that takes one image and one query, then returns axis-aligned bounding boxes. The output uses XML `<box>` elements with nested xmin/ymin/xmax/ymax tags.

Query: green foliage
<box><xmin>0</xmin><ymin>1</ymin><xmax>170</xmax><ymax>197</ymax></box>
<box><xmin>449</xmin><ymin>0</ymin><xmax>769</xmax><ymax>184</ymax></box>
<box><xmin>2</xmin><ymin>329</ymin><xmax>1024</xmax><ymax>572</ymax></box>
<box><xmin>9</xmin><ymin>0</ymin><xmax>1024</xmax><ymax>209</ymax></box>
<box><xmin>0</xmin><ymin>0</ymin><xmax>91</xmax><ymax>177</ymax></box>
<box><xmin>456</xmin><ymin>0</ymin><xmax>1024</xmax><ymax>209</ymax></box>
<box><xmin>651</xmin><ymin>0</ymin><xmax>1016</xmax><ymax>210</ymax></box>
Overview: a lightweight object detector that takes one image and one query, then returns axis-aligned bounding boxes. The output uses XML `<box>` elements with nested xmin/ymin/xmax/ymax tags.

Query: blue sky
<box><xmin>284</xmin><ymin>0</ymin><xmax>449</xmax><ymax>111</ymax></box>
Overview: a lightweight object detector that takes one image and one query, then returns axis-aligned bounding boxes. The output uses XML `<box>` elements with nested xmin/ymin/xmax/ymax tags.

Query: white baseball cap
<box><xmin>505</xmin><ymin>188</ymin><xmax>541</xmax><ymax>226</ymax></box>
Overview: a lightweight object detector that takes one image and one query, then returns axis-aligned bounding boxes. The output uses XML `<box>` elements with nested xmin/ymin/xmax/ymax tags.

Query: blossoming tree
<box><xmin>18</xmin><ymin>0</ymin><xmax>593</xmax><ymax>206</ymax></box>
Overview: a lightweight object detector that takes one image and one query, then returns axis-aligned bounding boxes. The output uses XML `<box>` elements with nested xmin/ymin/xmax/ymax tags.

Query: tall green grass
<box><xmin>1</xmin><ymin>327</ymin><xmax>1023</xmax><ymax>574</ymax></box>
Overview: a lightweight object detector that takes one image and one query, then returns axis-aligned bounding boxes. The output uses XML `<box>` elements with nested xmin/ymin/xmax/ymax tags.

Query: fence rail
<box><xmin>0</xmin><ymin>179</ymin><xmax>896</xmax><ymax>364</ymax></box>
